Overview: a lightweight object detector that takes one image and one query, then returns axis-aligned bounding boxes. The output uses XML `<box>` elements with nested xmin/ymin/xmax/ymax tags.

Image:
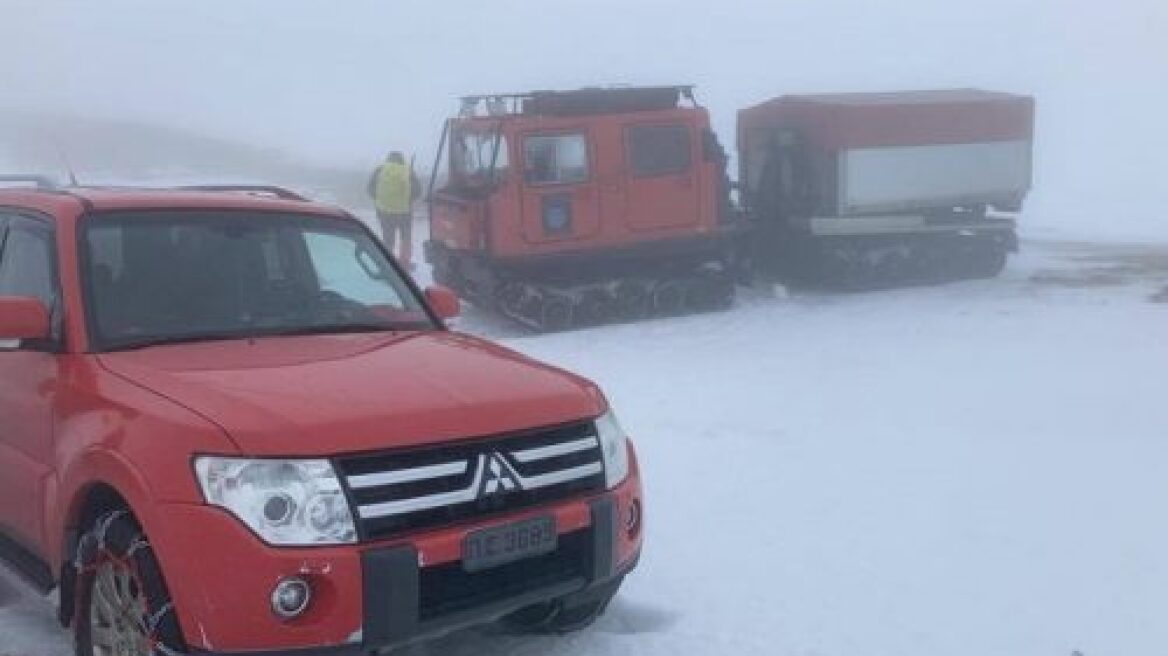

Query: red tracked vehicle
<box><xmin>426</xmin><ymin>86</ymin><xmax>1036</xmax><ymax>329</ymax></box>
<box><xmin>425</xmin><ymin>86</ymin><xmax>739</xmax><ymax>331</ymax></box>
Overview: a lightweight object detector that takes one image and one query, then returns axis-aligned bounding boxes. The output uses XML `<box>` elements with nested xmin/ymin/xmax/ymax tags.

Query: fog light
<box><xmin>625</xmin><ymin>500</ymin><xmax>642</xmax><ymax>537</ymax></box>
<box><xmin>271</xmin><ymin>577</ymin><xmax>312</xmax><ymax>619</ymax></box>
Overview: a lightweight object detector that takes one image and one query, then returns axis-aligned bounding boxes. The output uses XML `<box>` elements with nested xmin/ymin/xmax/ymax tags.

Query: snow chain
<box><xmin>75</xmin><ymin>510</ymin><xmax>185</xmax><ymax>656</ymax></box>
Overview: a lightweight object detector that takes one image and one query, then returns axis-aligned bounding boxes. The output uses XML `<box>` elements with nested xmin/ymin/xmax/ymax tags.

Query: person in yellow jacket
<box><xmin>367</xmin><ymin>151</ymin><xmax>421</xmax><ymax>267</ymax></box>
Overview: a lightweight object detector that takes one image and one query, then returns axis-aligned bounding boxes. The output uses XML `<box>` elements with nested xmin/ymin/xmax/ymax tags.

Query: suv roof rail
<box><xmin>0</xmin><ymin>174</ymin><xmax>59</xmax><ymax>190</ymax></box>
<box><xmin>176</xmin><ymin>184</ymin><xmax>309</xmax><ymax>201</ymax></box>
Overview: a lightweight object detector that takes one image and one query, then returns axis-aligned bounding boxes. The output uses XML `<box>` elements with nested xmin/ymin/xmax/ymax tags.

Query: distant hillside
<box><xmin>0</xmin><ymin>110</ymin><xmax>372</xmax><ymax>209</ymax></box>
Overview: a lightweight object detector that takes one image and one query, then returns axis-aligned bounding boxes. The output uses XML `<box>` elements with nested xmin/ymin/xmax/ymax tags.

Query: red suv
<box><xmin>0</xmin><ymin>180</ymin><xmax>643</xmax><ymax>655</ymax></box>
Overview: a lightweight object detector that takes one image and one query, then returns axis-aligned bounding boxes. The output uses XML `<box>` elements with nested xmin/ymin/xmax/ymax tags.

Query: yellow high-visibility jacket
<box><xmin>375</xmin><ymin>162</ymin><xmax>413</xmax><ymax>214</ymax></box>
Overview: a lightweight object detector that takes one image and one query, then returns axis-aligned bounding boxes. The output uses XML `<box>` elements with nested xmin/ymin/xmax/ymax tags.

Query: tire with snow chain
<box><xmin>74</xmin><ymin>511</ymin><xmax>186</xmax><ymax>656</ymax></box>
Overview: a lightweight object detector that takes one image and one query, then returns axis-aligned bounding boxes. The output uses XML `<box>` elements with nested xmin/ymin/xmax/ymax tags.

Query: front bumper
<box><xmin>360</xmin><ymin>497</ymin><xmax>631</xmax><ymax>651</ymax></box>
<box><xmin>157</xmin><ymin>456</ymin><xmax>642</xmax><ymax>655</ymax></box>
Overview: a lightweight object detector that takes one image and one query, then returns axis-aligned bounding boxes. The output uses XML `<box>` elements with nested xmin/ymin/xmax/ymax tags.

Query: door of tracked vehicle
<box><xmin>517</xmin><ymin>129</ymin><xmax>602</xmax><ymax>245</ymax></box>
<box><xmin>621</xmin><ymin>121</ymin><xmax>702</xmax><ymax>232</ymax></box>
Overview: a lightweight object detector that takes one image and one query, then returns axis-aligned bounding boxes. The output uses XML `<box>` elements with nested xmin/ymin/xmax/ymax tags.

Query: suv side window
<box><xmin>0</xmin><ymin>216</ymin><xmax>59</xmax><ymax>343</ymax></box>
<box><xmin>0</xmin><ymin>217</ymin><xmax>56</xmax><ymax>306</ymax></box>
<box><xmin>627</xmin><ymin>123</ymin><xmax>693</xmax><ymax>177</ymax></box>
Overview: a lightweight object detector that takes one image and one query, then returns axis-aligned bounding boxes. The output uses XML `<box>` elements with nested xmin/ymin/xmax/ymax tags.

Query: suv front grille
<box><xmin>336</xmin><ymin>421</ymin><xmax>606</xmax><ymax>541</ymax></box>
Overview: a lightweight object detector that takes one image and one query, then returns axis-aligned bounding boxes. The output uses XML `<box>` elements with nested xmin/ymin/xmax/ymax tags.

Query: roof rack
<box><xmin>458</xmin><ymin>85</ymin><xmax>698</xmax><ymax>118</ymax></box>
<box><xmin>0</xmin><ymin>175</ymin><xmax>59</xmax><ymax>190</ymax></box>
<box><xmin>177</xmin><ymin>185</ymin><xmax>309</xmax><ymax>202</ymax></box>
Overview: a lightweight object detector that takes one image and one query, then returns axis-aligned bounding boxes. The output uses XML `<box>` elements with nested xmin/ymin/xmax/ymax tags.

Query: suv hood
<box><xmin>98</xmin><ymin>332</ymin><xmax>604</xmax><ymax>456</ymax></box>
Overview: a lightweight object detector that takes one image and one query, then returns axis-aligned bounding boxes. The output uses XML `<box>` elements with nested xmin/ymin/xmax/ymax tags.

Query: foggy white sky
<box><xmin>2</xmin><ymin>0</ymin><xmax>1166</xmax><ymax>238</ymax></box>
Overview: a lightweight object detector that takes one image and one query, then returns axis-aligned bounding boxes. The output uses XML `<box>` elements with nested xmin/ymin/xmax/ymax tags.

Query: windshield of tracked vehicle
<box><xmin>82</xmin><ymin>211</ymin><xmax>434</xmax><ymax>350</ymax></box>
<box><xmin>453</xmin><ymin>128</ymin><xmax>509</xmax><ymax>184</ymax></box>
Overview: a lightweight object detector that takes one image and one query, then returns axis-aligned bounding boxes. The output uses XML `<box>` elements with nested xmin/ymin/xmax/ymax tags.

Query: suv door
<box><xmin>623</xmin><ymin>122</ymin><xmax>702</xmax><ymax>232</ymax></box>
<box><xmin>0</xmin><ymin>212</ymin><xmax>60</xmax><ymax>557</ymax></box>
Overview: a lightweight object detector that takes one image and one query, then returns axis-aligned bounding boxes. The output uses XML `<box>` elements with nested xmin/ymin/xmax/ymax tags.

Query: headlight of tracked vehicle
<box><xmin>596</xmin><ymin>409</ymin><xmax>630</xmax><ymax>489</ymax></box>
<box><xmin>194</xmin><ymin>457</ymin><xmax>357</xmax><ymax>546</ymax></box>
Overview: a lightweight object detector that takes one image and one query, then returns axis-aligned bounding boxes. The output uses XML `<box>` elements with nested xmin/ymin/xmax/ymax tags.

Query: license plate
<box><xmin>462</xmin><ymin>516</ymin><xmax>557</xmax><ymax>572</ymax></box>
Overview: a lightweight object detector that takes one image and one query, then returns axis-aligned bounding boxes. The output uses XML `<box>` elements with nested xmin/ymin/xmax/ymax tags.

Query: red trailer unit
<box><xmin>738</xmin><ymin>89</ymin><xmax>1035</xmax><ymax>285</ymax></box>
<box><xmin>426</xmin><ymin>86</ymin><xmax>738</xmax><ymax>330</ymax></box>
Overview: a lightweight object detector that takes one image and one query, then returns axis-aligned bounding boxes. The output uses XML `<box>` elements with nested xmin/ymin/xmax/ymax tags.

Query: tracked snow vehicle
<box><xmin>738</xmin><ymin>90</ymin><xmax>1034</xmax><ymax>287</ymax></box>
<box><xmin>426</xmin><ymin>86</ymin><xmax>1036</xmax><ymax>329</ymax></box>
<box><xmin>425</xmin><ymin>86</ymin><xmax>739</xmax><ymax>331</ymax></box>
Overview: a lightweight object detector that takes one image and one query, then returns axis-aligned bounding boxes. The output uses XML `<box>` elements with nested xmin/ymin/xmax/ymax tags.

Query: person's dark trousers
<box><xmin>377</xmin><ymin>210</ymin><xmax>413</xmax><ymax>266</ymax></box>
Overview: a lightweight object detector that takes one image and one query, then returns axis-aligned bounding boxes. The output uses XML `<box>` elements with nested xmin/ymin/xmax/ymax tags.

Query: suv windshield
<box><xmin>82</xmin><ymin>211</ymin><xmax>435</xmax><ymax>351</ymax></box>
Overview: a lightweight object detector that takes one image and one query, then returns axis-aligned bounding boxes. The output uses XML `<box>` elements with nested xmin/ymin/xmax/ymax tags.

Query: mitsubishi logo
<box><xmin>477</xmin><ymin>452</ymin><xmax>521</xmax><ymax>499</ymax></box>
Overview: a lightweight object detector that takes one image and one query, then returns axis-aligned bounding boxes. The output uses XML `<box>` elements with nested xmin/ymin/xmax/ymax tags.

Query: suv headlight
<box><xmin>596</xmin><ymin>409</ymin><xmax>630</xmax><ymax>489</ymax></box>
<box><xmin>194</xmin><ymin>457</ymin><xmax>357</xmax><ymax>546</ymax></box>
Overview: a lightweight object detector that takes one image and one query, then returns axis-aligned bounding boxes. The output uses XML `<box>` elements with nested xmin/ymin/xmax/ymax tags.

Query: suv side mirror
<box><xmin>0</xmin><ymin>296</ymin><xmax>51</xmax><ymax>346</ymax></box>
<box><xmin>424</xmin><ymin>286</ymin><xmax>461</xmax><ymax>320</ymax></box>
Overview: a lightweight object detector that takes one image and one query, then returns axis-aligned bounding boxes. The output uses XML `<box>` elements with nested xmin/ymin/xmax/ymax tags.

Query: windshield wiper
<box><xmin>103</xmin><ymin>322</ymin><xmax>423</xmax><ymax>352</ymax></box>
<box><xmin>104</xmin><ymin>332</ymin><xmax>250</xmax><ymax>352</ymax></box>
<box><xmin>259</xmin><ymin>323</ymin><xmax>402</xmax><ymax>338</ymax></box>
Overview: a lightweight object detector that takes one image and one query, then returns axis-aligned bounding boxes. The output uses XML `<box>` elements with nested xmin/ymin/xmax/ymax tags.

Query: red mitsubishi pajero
<box><xmin>0</xmin><ymin>179</ymin><xmax>643</xmax><ymax>655</ymax></box>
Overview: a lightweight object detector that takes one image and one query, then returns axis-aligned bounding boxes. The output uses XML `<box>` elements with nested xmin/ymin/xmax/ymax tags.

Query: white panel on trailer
<box><xmin>797</xmin><ymin>215</ymin><xmax>1017</xmax><ymax>236</ymax></box>
<box><xmin>839</xmin><ymin>140</ymin><xmax>1031</xmax><ymax>214</ymax></box>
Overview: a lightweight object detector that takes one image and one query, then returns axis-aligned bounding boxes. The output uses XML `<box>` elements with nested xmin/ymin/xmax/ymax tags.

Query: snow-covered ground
<box><xmin>3</xmin><ymin>231</ymin><xmax>1167</xmax><ymax>656</ymax></box>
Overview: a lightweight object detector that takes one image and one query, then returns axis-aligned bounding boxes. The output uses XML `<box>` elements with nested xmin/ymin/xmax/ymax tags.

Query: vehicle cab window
<box><xmin>523</xmin><ymin>133</ymin><xmax>589</xmax><ymax>185</ymax></box>
<box><xmin>450</xmin><ymin>128</ymin><xmax>510</xmax><ymax>195</ymax></box>
<box><xmin>627</xmin><ymin>123</ymin><xmax>692</xmax><ymax>177</ymax></box>
<box><xmin>0</xmin><ymin>214</ymin><xmax>59</xmax><ymax>349</ymax></box>
<box><xmin>0</xmin><ymin>216</ymin><xmax>56</xmax><ymax>308</ymax></box>
<box><xmin>454</xmin><ymin>129</ymin><xmax>509</xmax><ymax>179</ymax></box>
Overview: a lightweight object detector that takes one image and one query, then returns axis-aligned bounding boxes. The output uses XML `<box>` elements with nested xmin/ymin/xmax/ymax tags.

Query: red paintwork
<box><xmin>68</xmin><ymin>188</ymin><xmax>353</xmax><ymax>217</ymax></box>
<box><xmin>0</xmin><ymin>296</ymin><xmax>51</xmax><ymax>340</ymax></box>
<box><xmin>96</xmin><ymin>332</ymin><xmax>605</xmax><ymax>456</ymax></box>
<box><xmin>152</xmin><ymin>458</ymin><xmax>641</xmax><ymax>651</ymax></box>
<box><xmin>0</xmin><ymin>187</ymin><xmax>644</xmax><ymax>652</ymax></box>
<box><xmin>738</xmin><ymin>89</ymin><xmax>1035</xmax><ymax>151</ymax></box>
<box><xmin>431</xmin><ymin>106</ymin><xmax>722</xmax><ymax>260</ymax></box>
<box><xmin>423</xmin><ymin>285</ymin><xmax>461</xmax><ymax>319</ymax></box>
